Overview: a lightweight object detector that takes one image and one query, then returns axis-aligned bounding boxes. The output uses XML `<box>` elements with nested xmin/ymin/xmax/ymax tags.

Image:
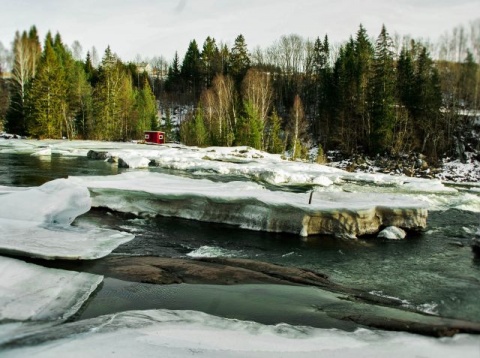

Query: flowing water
<box><xmin>1</xmin><ymin>153</ymin><xmax>479</xmax><ymax>328</ymax></box>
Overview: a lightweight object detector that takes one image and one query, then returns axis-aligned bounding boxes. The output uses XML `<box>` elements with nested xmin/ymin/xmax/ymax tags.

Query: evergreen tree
<box><xmin>165</xmin><ymin>51</ymin><xmax>181</xmax><ymax>93</ymax></box>
<box><xmin>229</xmin><ymin>34</ymin><xmax>250</xmax><ymax>85</ymax></box>
<box><xmin>353</xmin><ymin>25</ymin><xmax>374</xmax><ymax>148</ymax></box>
<box><xmin>26</xmin><ymin>32</ymin><xmax>67</xmax><ymax>138</ymax></box>
<box><xmin>134</xmin><ymin>78</ymin><xmax>158</xmax><ymax>138</ymax></box>
<box><xmin>459</xmin><ymin>50</ymin><xmax>479</xmax><ymax>110</ymax></box>
<box><xmin>162</xmin><ymin>107</ymin><xmax>174</xmax><ymax>142</ymax></box>
<box><xmin>93</xmin><ymin>46</ymin><xmax>134</xmax><ymax>140</ymax></box>
<box><xmin>369</xmin><ymin>25</ymin><xmax>396</xmax><ymax>153</ymax></box>
<box><xmin>84</xmin><ymin>51</ymin><xmax>99</xmax><ymax>86</ymax></box>
<box><xmin>265</xmin><ymin>110</ymin><xmax>283</xmax><ymax>154</ymax></box>
<box><xmin>331</xmin><ymin>39</ymin><xmax>357</xmax><ymax>153</ymax></box>
<box><xmin>201</xmin><ymin>36</ymin><xmax>220</xmax><ymax>88</ymax></box>
<box><xmin>180</xmin><ymin>40</ymin><xmax>202</xmax><ymax>98</ymax></box>
<box><xmin>412</xmin><ymin>46</ymin><xmax>443</xmax><ymax>157</ymax></box>
<box><xmin>311</xmin><ymin>35</ymin><xmax>333</xmax><ymax>148</ymax></box>
<box><xmin>71</xmin><ymin>60</ymin><xmax>93</xmax><ymax>139</ymax></box>
<box><xmin>236</xmin><ymin>100</ymin><xmax>262</xmax><ymax>149</ymax></box>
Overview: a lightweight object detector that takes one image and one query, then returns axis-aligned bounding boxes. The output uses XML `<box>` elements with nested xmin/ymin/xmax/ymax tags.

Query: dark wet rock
<box><xmin>472</xmin><ymin>237</ymin><xmax>480</xmax><ymax>257</ymax></box>
<box><xmin>87</xmin><ymin>150</ymin><xmax>109</xmax><ymax>160</ymax></box>
<box><xmin>118</xmin><ymin>158</ymin><xmax>129</xmax><ymax>168</ymax></box>
<box><xmin>38</xmin><ymin>255</ymin><xmax>480</xmax><ymax>337</ymax></box>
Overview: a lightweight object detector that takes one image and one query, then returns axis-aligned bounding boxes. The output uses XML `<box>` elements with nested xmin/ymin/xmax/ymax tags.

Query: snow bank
<box><xmin>0</xmin><ymin>179</ymin><xmax>134</xmax><ymax>260</ymax></box>
<box><xmin>2</xmin><ymin>140</ymin><xmax>478</xmax><ymax>213</ymax></box>
<box><xmin>0</xmin><ymin>256</ymin><xmax>102</xmax><ymax>321</ymax></box>
<box><xmin>0</xmin><ymin>139</ymin><xmax>458</xmax><ymax>190</ymax></box>
<box><xmin>2</xmin><ymin>309</ymin><xmax>478</xmax><ymax>358</ymax></box>
<box><xmin>70</xmin><ymin>172</ymin><xmax>427</xmax><ymax>238</ymax></box>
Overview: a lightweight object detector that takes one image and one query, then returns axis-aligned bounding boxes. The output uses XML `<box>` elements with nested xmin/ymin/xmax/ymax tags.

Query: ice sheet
<box><xmin>0</xmin><ymin>179</ymin><xmax>134</xmax><ymax>260</ymax></box>
<box><xmin>0</xmin><ymin>139</ymin><xmax>460</xmax><ymax>191</ymax></box>
<box><xmin>0</xmin><ymin>256</ymin><xmax>102</xmax><ymax>321</ymax></box>
<box><xmin>70</xmin><ymin>172</ymin><xmax>428</xmax><ymax>237</ymax></box>
<box><xmin>1</xmin><ymin>309</ymin><xmax>478</xmax><ymax>358</ymax></box>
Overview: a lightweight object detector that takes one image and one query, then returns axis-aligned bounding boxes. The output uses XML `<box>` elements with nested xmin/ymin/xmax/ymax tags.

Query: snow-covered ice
<box><xmin>0</xmin><ymin>139</ymin><xmax>462</xmax><ymax>190</ymax></box>
<box><xmin>0</xmin><ymin>178</ymin><xmax>134</xmax><ymax>260</ymax></box>
<box><xmin>69</xmin><ymin>172</ymin><xmax>428</xmax><ymax>238</ymax></box>
<box><xmin>1</xmin><ymin>309</ymin><xmax>478</xmax><ymax>358</ymax></box>
<box><xmin>0</xmin><ymin>256</ymin><xmax>102</xmax><ymax>322</ymax></box>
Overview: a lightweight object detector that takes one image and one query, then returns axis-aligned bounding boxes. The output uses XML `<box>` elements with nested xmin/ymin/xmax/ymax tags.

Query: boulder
<box><xmin>87</xmin><ymin>150</ymin><xmax>109</xmax><ymax>160</ymax></box>
<box><xmin>378</xmin><ymin>226</ymin><xmax>407</xmax><ymax>240</ymax></box>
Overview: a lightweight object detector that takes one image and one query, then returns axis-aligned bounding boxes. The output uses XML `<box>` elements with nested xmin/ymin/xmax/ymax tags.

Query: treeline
<box><xmin>164</xmin><ymin>24</ymin><xmax>479</xmax><ymax>160</ymax></box>
<box><xmin>2</xmin><ymin>26</ymin><xmax>157</xmax><ymax>140</ymax></box>
<box><xmin>1</xmin><ymin>22</ymin><xmax>479</xmax><ymax>162</ymax></box>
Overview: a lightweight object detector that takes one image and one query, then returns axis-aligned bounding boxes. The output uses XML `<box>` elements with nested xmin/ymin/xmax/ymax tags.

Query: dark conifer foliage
<box><xmin>2</xmin><ymin>22</ymin><xmax>479</xmax><ymax>162</ymax></box>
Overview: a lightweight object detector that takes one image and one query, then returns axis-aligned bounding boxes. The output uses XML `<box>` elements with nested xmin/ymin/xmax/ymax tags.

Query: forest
<box><xmin>0</xmin><ymin>21</ymin><xmax>479</xmax><ymax>162</ymax></box>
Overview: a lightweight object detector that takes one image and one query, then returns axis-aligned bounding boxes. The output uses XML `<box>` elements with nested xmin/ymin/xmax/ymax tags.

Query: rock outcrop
<box><xmin>43</xmin><ymin>255</ymin><xmax>480</xmax><ymax>338</ymax></box>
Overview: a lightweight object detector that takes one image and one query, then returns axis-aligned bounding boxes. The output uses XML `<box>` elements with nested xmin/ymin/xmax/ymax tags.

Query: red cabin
<box><xmin>144</xmin><ymin>131</ymin><xmax>165</xmax><ymax>144</ymax></box>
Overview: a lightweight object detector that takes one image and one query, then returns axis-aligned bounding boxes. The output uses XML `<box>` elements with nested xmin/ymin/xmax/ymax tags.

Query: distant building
<box><xmin>144</xmin><ymin>131</ymin><xmax>165</xmax><ymax>144</ymax></box>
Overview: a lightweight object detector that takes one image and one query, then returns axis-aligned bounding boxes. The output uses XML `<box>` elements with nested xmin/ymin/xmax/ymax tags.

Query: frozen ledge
<box><xmin>0</xmin><ymin>179</ymin><xmax>135</xmax><ymax>260</ymax></box>
<box><xmin>70</xmin><ymin>172</ymin><xmax>427</xmax><ymax>238</ymax></box>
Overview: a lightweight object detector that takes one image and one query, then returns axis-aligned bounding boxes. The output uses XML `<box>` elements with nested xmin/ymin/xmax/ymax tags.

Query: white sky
<box><xmin>1</xmin><ymin>0</ymin><xmax>479</xmax><ymax>63</ymax></box>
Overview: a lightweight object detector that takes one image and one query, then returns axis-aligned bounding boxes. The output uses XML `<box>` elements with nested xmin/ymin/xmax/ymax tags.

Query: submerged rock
<box><xmin>44</xmin><ymin>255</ymin><xmax>480</xmax><ymax>338</ymax></box>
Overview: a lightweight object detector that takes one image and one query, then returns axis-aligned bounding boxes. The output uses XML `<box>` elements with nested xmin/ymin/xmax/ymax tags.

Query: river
<box><xmin>0</xmin><ymin>152</ymin><xmax>479</xmax><ymax>329</ymax></box>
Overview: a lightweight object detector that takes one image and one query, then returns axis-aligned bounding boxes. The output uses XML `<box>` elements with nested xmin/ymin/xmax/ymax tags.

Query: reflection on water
<box><xmin>0</xmin><ymin>153</ymin><xmax>123</xmax><ymax>186</ymax></box>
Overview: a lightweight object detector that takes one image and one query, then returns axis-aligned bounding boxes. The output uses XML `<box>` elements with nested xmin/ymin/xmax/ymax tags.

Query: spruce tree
<box><xmin>229</xmin><ymin>34</ymin><xmax>250</xmax><ymax>85</ymax></box>
<box><xmin>369</xmin><ymin>25</ymin><xmax>396</xmax><ymax>154</ymax></box>
<box><xmin>181</xmin><ymin>40</ymin><xmax>202</xmax><ymax>98</ymax></box>
<box><xmin>201</xmin><ymin>36</ymin><xmax>219</xmax><ymax>88</ymax></box>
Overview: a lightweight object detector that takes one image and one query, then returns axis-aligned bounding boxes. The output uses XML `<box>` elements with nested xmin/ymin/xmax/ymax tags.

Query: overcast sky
<box><xmin>1</xmin><ymin>0</ymin><xmax>479</xmax><ymax>63</ymax></box>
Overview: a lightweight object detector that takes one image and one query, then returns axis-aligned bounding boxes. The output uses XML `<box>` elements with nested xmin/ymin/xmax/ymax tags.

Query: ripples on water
<box><xmin>1</xmin><ymin>153</ymin><xmax>480</xmax><ymax>325</ymax></box>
